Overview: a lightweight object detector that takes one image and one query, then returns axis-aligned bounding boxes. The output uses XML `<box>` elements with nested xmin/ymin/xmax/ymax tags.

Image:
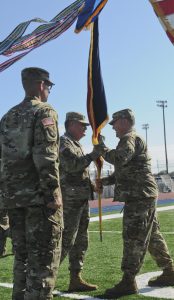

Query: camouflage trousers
<box><xmin>8</xmin><ymin>206</ymin><xmax>62</xmax><ymax>300</ymax></box>
<box><xmin>122</xmin><ymin>198</ymin><xmax>173</xmax><ymax>277</ymax></box>
<box><xmin>60</xmin><ymin>199</ymin><xmax>89</xmax><ymax>272</ymax></box>
<box><xmin>0</xmin><ymin>209</ymin><xmax>10</xmax><ymax>256</ymax></box>
<box><xmin>0</xmin><ymin>227</ymin><xmax>9</xmax><ymax>256</ymax></box>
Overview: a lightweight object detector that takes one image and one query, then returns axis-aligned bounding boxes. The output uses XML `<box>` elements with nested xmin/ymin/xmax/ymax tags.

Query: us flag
<box><xmin>149</xmin><ymin>0</ymin><xmax>174</xmax><ymax>44</ymax></box>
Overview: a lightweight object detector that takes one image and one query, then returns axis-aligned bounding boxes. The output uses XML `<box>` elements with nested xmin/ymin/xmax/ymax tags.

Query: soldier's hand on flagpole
<box><xmin>98</xmin><ymin>134</ymin><xmax>106</xmax><ymax>145</ymax></box>
<box><xmin>93</xmin><ymin>144</ymin><xmax>107</xmax><ymax>156</ymax></box>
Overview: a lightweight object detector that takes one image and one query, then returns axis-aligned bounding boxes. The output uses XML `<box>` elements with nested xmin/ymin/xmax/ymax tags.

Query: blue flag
<box><xmin>87</xmin><ymin>17</ymin><xmax>108</xmax><ymax>145</ymax></box>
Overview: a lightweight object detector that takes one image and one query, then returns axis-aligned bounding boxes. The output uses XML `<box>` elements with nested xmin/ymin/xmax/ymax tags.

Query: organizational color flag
<box><xmin>149</xmin><ymin>0</ymin><xmax>174</xmax><ymax>44</ymax></box>
<box><xmin>87</xmin><ymin>18</ymin><xmax>108</xmax><ymax>242</ymax></box>
<box><xmin>75</xmin><ymin>0</ymin><xmax>108</xmax><ymax>33</ymax></box>
<box><xmin>75</xmin><ymin>0</ymin><xmax>109</xmax><ymax>241</ymax></box>
<box><xmin>75</xmin><ymin>0</ymin><xmax>109</xmax><ymax>145</ymax></box>
<box><xmin>86</xmin><ymin>17</ymin><xmax>109</xmax><ymax>146</ymax></box>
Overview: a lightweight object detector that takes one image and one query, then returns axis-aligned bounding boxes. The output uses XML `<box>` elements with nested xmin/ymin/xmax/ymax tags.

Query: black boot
<box><xmin>104</xmin><ymin>274</ymin><xmax>138</xmax><ymax>299</ymax></box>
<box><xmin>148</xmin><ymin>268</ymin><xmax>174</xmax><ymax>287</ymax></box>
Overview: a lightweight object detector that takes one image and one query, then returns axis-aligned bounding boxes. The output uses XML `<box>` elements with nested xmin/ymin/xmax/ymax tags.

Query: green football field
<box><xmin>0</xmin><ymin>209</ymin><xmax>174</xmax><ymax>300</ymax></box>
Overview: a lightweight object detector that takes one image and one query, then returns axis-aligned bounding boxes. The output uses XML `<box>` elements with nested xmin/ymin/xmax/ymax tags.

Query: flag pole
<box><xmin>95</xmin><ymin>156</ymin><xmax>103</xmax><ymax>242</ymax></box>
<box><xmin>97</xmin><ymin>167</ymin><xmax>103</xmax><ymax>242</ymax></box>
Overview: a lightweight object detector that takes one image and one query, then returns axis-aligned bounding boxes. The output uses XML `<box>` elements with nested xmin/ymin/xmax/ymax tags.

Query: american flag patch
<box><xmin>41</xmin><ymin>117</ymin><xmax>54</xmax><ymax>126</ymax></box>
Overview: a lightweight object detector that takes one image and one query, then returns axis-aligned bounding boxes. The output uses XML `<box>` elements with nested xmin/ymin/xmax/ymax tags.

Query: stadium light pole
<box><xmin>156</xmin><ymin>100</ymin><xmax>168</xmax><ymax>174</ymax></box>
<box><xmin>142</xmin><ymin>123</ymin><xmax>149</xmax><ymax>145</ymax></box>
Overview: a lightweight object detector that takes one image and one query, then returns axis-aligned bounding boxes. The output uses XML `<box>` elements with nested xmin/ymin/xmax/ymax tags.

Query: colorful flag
<box><xmin>149</xmin><ymin>0</ymin><xmax>174</xmax><ymax>44</ymax></box>
<box><xmin>75</xmin><ymin>0</ymin><xmax>108</xmax><ymax>33</ymax></box>
<box><xmin>87</xmin><ymin>18</ymin><xmax>109</xmax><ymax>145</ymax></box>
<box><xmin>76</xmin><ymin>1</ymin><xmax>109</xmax><ymax>241</ymax></box>
<box><xmin>88</xmin><ymin>18</ymin><xmax>109</xmax><ymax>241</ymax></box>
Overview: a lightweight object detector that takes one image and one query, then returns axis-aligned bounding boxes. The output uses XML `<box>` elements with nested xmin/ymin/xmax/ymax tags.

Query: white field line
<box><xmin>89</xmin><ymin>230</ymin><xmax>174</xmax><ymax>234</ymax></box>
<box><xmin>90</xmin><ymin>205</ymin><xmax>174</xmax><ymax>222</ymax></box>
<box><xmin>52</xmin><ymin>290</ymin><xmax>103</xmax><ymax>300</ymax></box>
<box><xmin>1</xmin><ymin>272</ymin><xmax>174</xmax><ymax>300</ymax></box>
<box><xmin>89</xmin><ymin>230</ymin><xmax>122</xmax><ymax>233</ymax></box>
<box><xmin>0</xmin><ymin>283</ymin><xmax>102</xmax><ymax>300</ymax></box>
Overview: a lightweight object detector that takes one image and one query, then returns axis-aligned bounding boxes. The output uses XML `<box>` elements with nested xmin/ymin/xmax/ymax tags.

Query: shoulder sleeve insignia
<box><xmin>41</xmin><ymin>117</ymin><xmax>54</xmax><ymax>126</ymax></box>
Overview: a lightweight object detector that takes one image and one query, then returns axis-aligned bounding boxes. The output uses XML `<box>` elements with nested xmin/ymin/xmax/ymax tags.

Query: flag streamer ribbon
<box><xmin>149</xmin><ymin>0</ymin><xmax>174</xmax><ymax>44</ymax></box>
<box><xmin>0</xmin><ymin>0</ymin><xmax>85</xmax><ymax>72</ymax></box>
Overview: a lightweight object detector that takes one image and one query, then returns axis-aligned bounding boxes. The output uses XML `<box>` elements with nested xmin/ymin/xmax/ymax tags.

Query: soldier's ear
<box><xmin>40</xmin><ymin>81</ymin><xmax>45</xmax><ymax>92</ymax></box>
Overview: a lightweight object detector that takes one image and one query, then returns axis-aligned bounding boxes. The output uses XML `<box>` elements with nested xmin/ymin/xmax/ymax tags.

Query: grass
<box><xmin>0</xmin><ymin>209</ymin><xmax>174</xmax><ymax>299</ymax></box>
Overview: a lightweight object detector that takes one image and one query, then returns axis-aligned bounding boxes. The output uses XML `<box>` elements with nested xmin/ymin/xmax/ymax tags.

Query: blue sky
<box><xmin>1</xmin><ymin>0</ymin><xmax>174</xmax><ymax>173</ymax></box>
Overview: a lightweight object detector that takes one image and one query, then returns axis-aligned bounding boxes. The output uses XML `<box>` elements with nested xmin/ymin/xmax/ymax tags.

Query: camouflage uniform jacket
<box><xmin>60</xmin><ymin>132</ymin><xmax>93</xmax><ymax>200</ymax></box>
<box><xmin>103</xmin><ymin>130</ymin><xmax>158</xmax><ymax>201</ymax></box>
<box><xmin>0</xmin><ymin>97</ymin><xmax>61</xmax><ymax>209</ymax></box>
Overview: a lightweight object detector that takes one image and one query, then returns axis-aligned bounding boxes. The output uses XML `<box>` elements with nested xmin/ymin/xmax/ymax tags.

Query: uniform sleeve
<box><xmin>32</xmin><ymin>107</ymin><xmax>61</xmax><ymax>204</ymax></box>
<box><xmin>115</xmin><ymin>136</ymin><xmax>135</xmax><ymax>167</ymax></box>
<box><xmin>101</xmin><ymin>172</ymin><xmax>115</xmax><ymax>186</ymax></box>
<box><xmin>60</xmin><ymin>139</ymin><xmax>92</xmax><ymax>173</ymax></box>
<box><xmin>103</xmin><ymin>149</ymin><xmax>116</xmax><ymax>165</ymax></box>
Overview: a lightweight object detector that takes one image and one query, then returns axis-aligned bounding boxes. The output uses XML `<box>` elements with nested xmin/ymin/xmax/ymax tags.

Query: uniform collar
<box><xmin>64</xmin><ymin>132</ymin><xmax>81</xmax><ymax>147</ymax></box>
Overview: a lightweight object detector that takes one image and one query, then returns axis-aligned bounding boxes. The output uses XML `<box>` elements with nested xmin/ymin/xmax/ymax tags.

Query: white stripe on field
<box><xmin>1</xmin><ymin>272</ymin><xmax>174</xmax><ymax>299</ymax></box>
<box><xmin>0</xmin><ymin>283</ymin><xmax>13</xmax><ymax>288</ymax></box>
<box><xmin>0</xmin><ymin>284</ymin><xmax>102</xmax><ymax>300</ymax></box>
<box><xmin>53</xmin><ymin>290</ymin><xmax>103</xmax><ymax>300</ymax></box>
<box><xmin>89</xmin><ymin>231</ymin><xmax>174</xmax><ymax>234</ymax></box>
<box><xmin>89</xmin><ymin>230</ymin><xmax>122</xmax><ymax>233</ymax></box>
<box><xmin>90</xmin><ymin>205</ymin><xmax>174</xmax><ymax>222</ymax></box>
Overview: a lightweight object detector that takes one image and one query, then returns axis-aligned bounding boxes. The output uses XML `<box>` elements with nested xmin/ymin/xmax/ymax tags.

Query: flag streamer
<box><xmin>149</xmin><ymin>0</ymin><xmax>174</xmax><ymax>44</ymax></box>
<box><xmin>0</xmin><ymin>0</ymin><xmax>85</xmax><ymax>72</ymax></box>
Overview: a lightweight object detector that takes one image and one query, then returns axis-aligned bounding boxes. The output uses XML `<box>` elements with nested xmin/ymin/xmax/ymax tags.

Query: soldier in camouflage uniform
<box><xmin>95</xmin><ymin>109</ymin><xmax>174</xmax><ymax>298</ymax></box>
<box><xmin>59</xmin><ymin>112</ymin><xmax>103</xmax><ymax>292</ymax></box>
<box><xmin>0</xmin><ymin>67</ymin><xmax>63</xmax><ymax>300</ymax></box>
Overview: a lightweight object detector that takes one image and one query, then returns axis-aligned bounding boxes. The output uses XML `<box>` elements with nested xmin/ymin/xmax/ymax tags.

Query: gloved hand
<box><xmin>89</xmin><ymin>144</ymin><xmax>107</xmax><ymax>161</ymax></box>
<box><xmin>98</xmin><ymin>134</ymin><xmax>106</xmax><ymax>146</ymax></box>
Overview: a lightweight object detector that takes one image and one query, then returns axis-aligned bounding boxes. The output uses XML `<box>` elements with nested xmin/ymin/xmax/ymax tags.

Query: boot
<box><xmin>0</xmin><ymin>228</ymin><xmax>7</xmax><ymax>257</ymax></box>
<box><xmin>68</xmin><ymin>272</ymin><xmax>98</xmax><ymax>292</ymax></box>
<box><xmin>148</xmin><ymin>268</ymin><xmax>174</xmax><ymax>287</ymax></box>
<box><xmin>104</xmin><ymin>274</ymin><xmax>138</xmax><ymax>299</ymax></box>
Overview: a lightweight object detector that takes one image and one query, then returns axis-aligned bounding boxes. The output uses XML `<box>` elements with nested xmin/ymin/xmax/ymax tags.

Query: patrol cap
<box><xmin>109</xmin><ymin>109</ymin><xmax>135</xmax><ymax>125</ymax></box>
<box><xmin>21</xmin><ymin>67</ymin><xmax>54</xmax><ymax>86</ymax></box>
<box><xmin>65</xmin><ymin>112</ymin><xmax>89</xmax><ymax>126</ymax></box>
